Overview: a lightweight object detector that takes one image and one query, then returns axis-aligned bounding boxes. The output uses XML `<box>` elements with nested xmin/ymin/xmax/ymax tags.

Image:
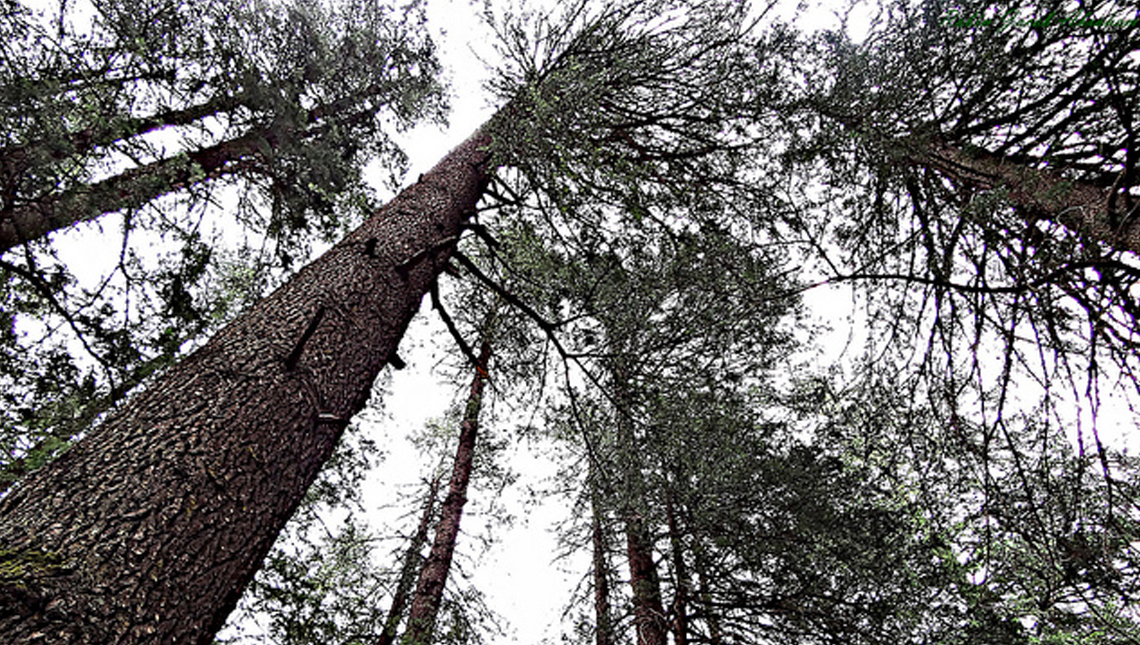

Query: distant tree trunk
<box><xmin>591</xmin><ymin>485</ymin><xmax>615</xmax><ymax>645</ymax></box>
<box><xmin>0</xmin><ymin>94</ymin><xmax>239</xmax><ymax>180</ymax></box>
<box><xmin>377</xmin><ymin>474</ymin><xmax>443</xmax><ymax>645</ymax></box>
<box><xmin>401</xmin><ymin>341</ymin><xmax>491</xmax><ymax>645</ymax></box>
<box><xmin>823</xmin><ymin>107</ymin><xmax>1139</xmax><ymax>257</ymax></box>
<box><xmin>665</xmin><ymin>492</ymin><xmax>689</xmax><ymax>645</ymax></box>
<box><xmin>624</xmin><ymin>512</ymin><xmax>668</xmax><ymax>645</ymax></box>
<box><xmin>0</xmin><ymin>122</ymin><xmax>494</xmax><ymax>645</ymax></box>
<box><xmin>0</xmin><ymin>89</ymin><xmax>382</xmax><ymax>254</ymax></box>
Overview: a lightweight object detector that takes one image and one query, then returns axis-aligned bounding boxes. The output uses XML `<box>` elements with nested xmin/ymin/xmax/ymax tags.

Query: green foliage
<box><xmin>0</xmin><ymin>0</ymin><xmax>446</xmax><ymax>490</ymax></box>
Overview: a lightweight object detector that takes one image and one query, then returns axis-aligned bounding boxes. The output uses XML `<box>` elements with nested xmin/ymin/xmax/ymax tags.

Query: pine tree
<box><xmin>0</xmin><ymin>0</ymin><xmax>446</xmax><ymax>493</ymax></box>
<box><xmin>0</xmin><ymin>2</ymin><xmax>764</xmax><ymax>641</ymax></box>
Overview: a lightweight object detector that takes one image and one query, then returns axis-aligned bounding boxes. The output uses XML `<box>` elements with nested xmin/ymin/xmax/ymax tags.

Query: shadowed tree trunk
<box><xmin>591</xmin><ymin>482</ymin><xmax>615</xmax><ymax>645</ymax></box>
<box><xmin>820</xmin><ymin>105</ymin><xmax>1139</xmax><ymax>257</ymax></box>
<box><xmin>624</xmin><ymin>512</ymin><xmax>668</xmax><ymax>645</ymax></box>
<box><xmin>400</xmin><ymin>341</ymin><xmax>491</xmax><ymax>645</ymax></box>
<box><xmin>0</xmin><ymin>121</ymin><xmax>494</xmax><ymax>645</ymax></box>
<box><xmin>377</xmin><ymin>474</ymin><xmax>443</xmax><ymax>645</ymax></box>
<box><xmin>612</xmin><ymin>367</ymin><xmax>668</xmax><ymax>645</ymax></box>
<box><xmin>0</xmin><ymin>105</ymin><xmax>378</xmax><ymax>255</ymax></box>
<box><xmin>916</xmin><ymin>139</ymin><xmax>1140</xmax><ymax>254</ymax></box>
<box><xmin>683</xmin><ymin>533</ymin><xmax>724</xmax><ymax>645</ymax></box>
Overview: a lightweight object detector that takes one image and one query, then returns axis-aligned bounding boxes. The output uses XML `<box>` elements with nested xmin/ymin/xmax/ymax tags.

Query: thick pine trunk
<box><xmin>400</xmin><ymin>341</ymin><xmax>491</xmax><ymax>645</ymax></box>
<box><xmin>377</xmin><ymin>474</ymin><xmax>442</xmax><ymax>645</ymax></box>
<box><xmin>0</xmin><ymin>124</ymin><xmax>493</xmax><ymax>645</ymax></box>
<box><xmin>915</xmin><ymin>140</ymin><xmax>1140</xmax><ymax>255</ymax></box>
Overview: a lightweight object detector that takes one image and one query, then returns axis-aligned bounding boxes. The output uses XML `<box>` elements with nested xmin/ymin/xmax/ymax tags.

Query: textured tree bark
<box><xmin>400</xmin><ymin>341</ymin><xmax>491</xmax><ymax>645</ymax></box>
<box><xmin>1</xmin><ymin>125</ymin><xmax>279</xmax><ymax>254</ymax></box>
<box><xmin>610</xmin><ymin>369</ymin><xmax>668</xmax><ymax>645</ymax></box>
<box><xmin>624</xmin><ymin>513</ymin><xmax>668</xmax><ymax>645</ymax></box>
<box><xmin>915</xmin><ymin>140</ymin><xmax>1140</xmax><ymax>255</ymax></box>
<box><xmin>0</xmin><ymin>95</ymin><xmax>239</xmax><ymax>181</ymax></box>
<box><xmin>0</xmin><ymin>123</ymin><xmax>494</xmax><ymax>644</ymax></box>
<box><xmin>377</xmin><ymin>475</ymin><xmax>442</xmax><ymax>645</ymax></box>
<box><xmin>690</xmin><ymin>538</ymin><xmax>723</xmax><ymax>645</ymax></box>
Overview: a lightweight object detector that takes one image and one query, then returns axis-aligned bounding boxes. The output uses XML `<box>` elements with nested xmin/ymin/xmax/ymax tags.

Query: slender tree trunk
<box><xmin>0</xmin><ymin>88</ymin><xmax>385</xmax><ymax>254</ymax></box>
<box><xmin>0</xmin><ymin>121</ymin><xmax>494</xmax><ymax>644</ymax></box>
<box><xmin>401</xmin><ymin>341</ymin><xmax>491</xmax><ymax>645</ymax></box>
<box><xmin>591</xmin><ymin>485</ymin><xmax>615</xmax><ymax>645</ymax></box>
<box><xmin>377</xmin><ymin>474</ymin><xmax>443</xmax><ymax>645</ymax></box>
<box><xmin>624</xmin><ymin>513</ymin><xmax>668</xmax><ymax>645</ymax></box>
<box><xmin>665</xmin><ymin>492</ymin><xmax>689</xmax><ymax>645</ymax></box>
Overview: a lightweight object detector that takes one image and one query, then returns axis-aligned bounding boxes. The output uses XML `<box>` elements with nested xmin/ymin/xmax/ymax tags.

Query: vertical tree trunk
<box><xmin>624</xmin><ymin>514</ymin><xmax>668</xmax><ymax>645</ymax></box>
<box><xmin>377</xmin><ymin>474</ymin><xmax>443</xmax><ymax>645</ymax></box>
<box><xmin>611</xmin><ymin>367</ymin><xmax>668</xmax><ymax>645</ymax></box>
<box><xmin>591</xmin><ymin>486</ymin><xmax>615</xmax><ymax>645</ymax></box>
<box><xmin>400</xmin><ymin>341</ymin><xmax>491</xmax><ymax>645</ymax></box>
<box><xmin>665</xmin><ymin>492</ymin><xmax>689</xmax><ymax>645</ymax></box>
<box><xmin>0</xmin><ymin>122</ymin><xmax>494</xmax><ymax>645</ymax></box>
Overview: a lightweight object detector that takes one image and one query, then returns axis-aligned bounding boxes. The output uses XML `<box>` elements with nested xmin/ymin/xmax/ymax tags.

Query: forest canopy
<box><xmin>1</xmin><ymin>0</ymin><xmax>1138</xmax><ymax>644</ymax></box>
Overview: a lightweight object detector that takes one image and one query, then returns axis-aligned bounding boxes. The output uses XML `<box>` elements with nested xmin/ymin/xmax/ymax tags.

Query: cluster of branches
<box><xmin>0</xmin><ymin>0</ymin><xmax>446</xmax><ymax>491</ymax></box>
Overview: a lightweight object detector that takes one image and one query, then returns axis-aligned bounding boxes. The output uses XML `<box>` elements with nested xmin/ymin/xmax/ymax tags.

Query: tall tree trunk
<box><xmin>400</xmin><ymin>341</ymin><xmax>491</xmax><ymax>645</ymax></box>
<box><xmin>591</xmin><ymin>484</ymin><xmax>615</xmax><ymax>645</ymax></box>
<box><xmin>612</xmin><ymin>367</ymin><xmax>668</xmax><ymax>645</ymax></box>
<box><xmin>0</xmin><ymin>121</ymin><xmax>494</xmax><ymax>644</ymax></box>
<box><xmin>824</xmin><ymin>107</ymin><xmax>1140</xmax><ymax>257</ymax></box>
<box><xmin>624</xmin><ymin>512</ymin><xmax>668</xmax><ymax>645</ymax></box>
<box><xmin>0</xmin><ymin>89</ymin><xmax>383</xmax><ymax>254</ymax></box>
<box><xmin>0</xmin><ymin>94</ymin><xmax>240</xmax><ymax>182</ymax></box>
<box><xmin>2</xmin><ymin>120</ymin><xmax>290</xmax><ymax>254</ymax></box>
<box><xmin>916</xmin><ymin>140</ymin><xmax>1139</xmax><ymax>255</ymax></box>
<box><xmin>377</xmin><ymin>474</ymin><xmax>443</xmax><ymax>645</ymax></box>
<box><xmin>665</xmin><ymin>491</ymin><xmax>689</xmax><ymax>645</ymax></box>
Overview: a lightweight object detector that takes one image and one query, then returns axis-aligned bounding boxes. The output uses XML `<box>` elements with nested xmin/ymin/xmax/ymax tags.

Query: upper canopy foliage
<box><xmin>0</xmin><ymin>0</ymin><xmax>446</xmax><ymax>490</ymax></box>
